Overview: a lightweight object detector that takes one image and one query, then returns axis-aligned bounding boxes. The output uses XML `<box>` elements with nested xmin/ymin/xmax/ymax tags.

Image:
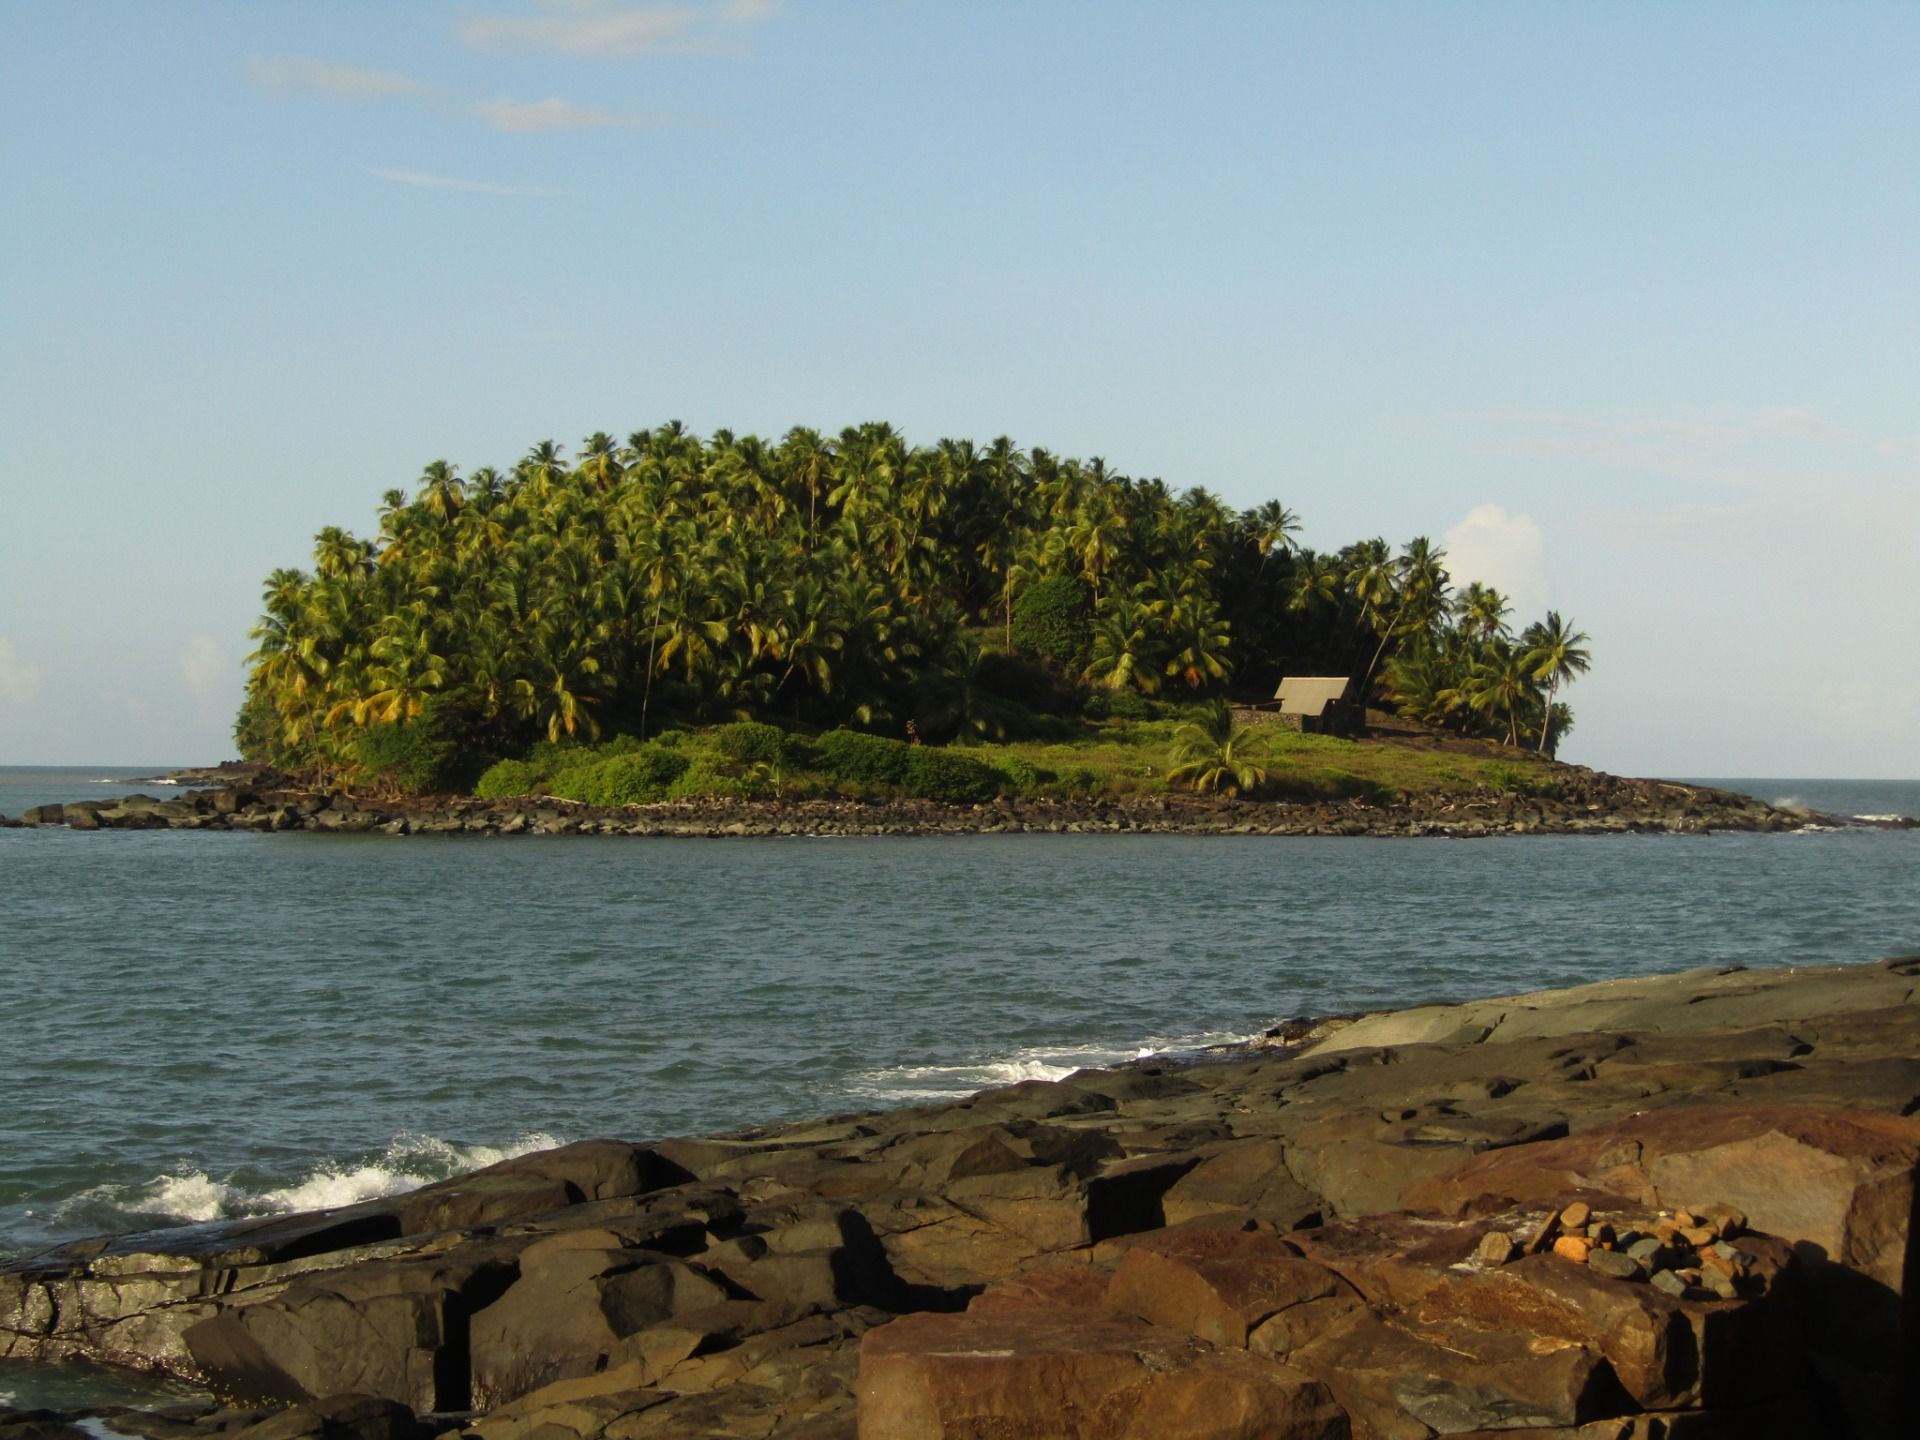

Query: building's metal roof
<box><xmin>1273</xmin><ymin>675</ymin><xmax>1352</xmax><ymax>715</ymax></box>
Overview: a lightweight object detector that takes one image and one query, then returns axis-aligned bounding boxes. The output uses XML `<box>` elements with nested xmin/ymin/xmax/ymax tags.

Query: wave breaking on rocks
<box><xmin>3</xmin><ymin>957</ymin><xmax>1917</xmax><ymax>1438</ymax></box>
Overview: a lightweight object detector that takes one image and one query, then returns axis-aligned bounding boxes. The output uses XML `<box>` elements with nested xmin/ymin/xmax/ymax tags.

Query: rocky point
<box><xmin>3</xmin><ymin>958</ymin><xmax>1916</xmax><ymax>1438</ymax></box>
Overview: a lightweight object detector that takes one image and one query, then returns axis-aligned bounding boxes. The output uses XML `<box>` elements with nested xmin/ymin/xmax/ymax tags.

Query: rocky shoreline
<box><xmin>4</xmin><ymin>958</ymin><xmax>1918</xmax><ymax>1438</ymax></box>
<box><xmin>4</xmin><ymin>766</ymin><xmax>1906</xmax><ymax>839</ymax></box>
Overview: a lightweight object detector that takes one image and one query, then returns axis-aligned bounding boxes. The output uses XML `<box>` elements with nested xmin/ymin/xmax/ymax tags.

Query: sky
<box><xmin>1</xmin><ymin>1</ymin><xmax>1915</xmax><ymax>777</ymax></box>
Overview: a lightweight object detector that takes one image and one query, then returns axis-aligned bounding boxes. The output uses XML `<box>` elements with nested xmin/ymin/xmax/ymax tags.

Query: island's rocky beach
<box><xmin>4</xmin><ymin>958</ymin><xmax>1916</xmax><ymax>1438</ymax></box>
<box><xmin>3</xmin><ymin>766</ymin><xmax>1906</xmax><ymax>839</ymax></box>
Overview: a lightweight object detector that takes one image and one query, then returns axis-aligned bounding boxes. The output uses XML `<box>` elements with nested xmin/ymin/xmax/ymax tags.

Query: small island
<box><xmin>230</xmin><ymin>424</ymin><xmax>1601</xmax><ymax>811</ymax></box>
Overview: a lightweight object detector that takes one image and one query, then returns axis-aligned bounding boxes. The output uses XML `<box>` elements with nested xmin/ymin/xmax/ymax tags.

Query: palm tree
<box><xmin>1067</xmin><ymin>497</ymin><xmax>1127</xmax><ymax>601</ymax></box>
<box><xmin>1166</xmin><ymin>699</ymin><xmax>1266</xmax><ymax>796</ymax></box>
<box><xmin>1081</xmin><ymin>595</ymin><xmax>1161</xmax><ymax>694</ymax></box>
<box><xmin>1454</xmin><ymin>582</ymin><xmax>1510</xmax><ymax>643</ymax></box>
<box><xmin>1241</xmin><ymin>500</ymin><xmax>1302</xmax><ymax>570</ymax></box>
<box><xmin>1522</xmin><ymin>612</ymin><xmax>1591</xmax><ymax>754</ymax></box>
<box><xmin>1463</xmin><ymin>638</ymin><xmax>1538</xmax><ymax>747</ymax></box>
<box><xmin>416</xmin><ymin>460</ymin><xmax>465</xmax><ymax>524</ymax></box>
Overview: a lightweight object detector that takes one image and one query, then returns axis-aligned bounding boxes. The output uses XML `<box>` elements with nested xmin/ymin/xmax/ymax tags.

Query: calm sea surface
<box><xmin>1</xmin><ymin>768</ymin><xmax>1915</xmax><ymax>1298</ymax></box>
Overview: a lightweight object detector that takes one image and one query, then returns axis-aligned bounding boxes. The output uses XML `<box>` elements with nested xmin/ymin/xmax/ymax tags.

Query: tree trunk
<box><xmin>639</xmin><ymin>590</ymin><xmax>663</xmax><ymax>740</ymax></box>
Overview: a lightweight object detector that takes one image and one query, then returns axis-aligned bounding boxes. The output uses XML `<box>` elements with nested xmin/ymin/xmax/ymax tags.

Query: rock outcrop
<box><xmin>4</xmin><ymin>768</ymin><xmax>1902</xmax><ymax>838</ymax></box>
<box><xmin>4</xmin><ymin>958</ymin><xmax>1917</xmax><ymax>1438</ymax></box>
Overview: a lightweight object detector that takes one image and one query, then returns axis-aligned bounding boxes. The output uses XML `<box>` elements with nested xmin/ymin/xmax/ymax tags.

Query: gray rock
<box><xmin>1586</xmin><ymin>1248</ymin><xmax>1644</xmax><ymax>1281</ymax></box>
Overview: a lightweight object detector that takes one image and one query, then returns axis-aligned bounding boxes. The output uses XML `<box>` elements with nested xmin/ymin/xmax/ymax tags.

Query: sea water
<box><xmin>1</xmin><ymin>769</ymin><xmax>1914</xmax><ymax>1272</ymax></box>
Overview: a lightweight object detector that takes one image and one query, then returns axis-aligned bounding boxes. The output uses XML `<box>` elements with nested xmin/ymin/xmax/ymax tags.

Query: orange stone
<box><xmin>1552</xmin><ymin>1235</ymin><xmax>1593</xmax><ymax>1263</ymax></box>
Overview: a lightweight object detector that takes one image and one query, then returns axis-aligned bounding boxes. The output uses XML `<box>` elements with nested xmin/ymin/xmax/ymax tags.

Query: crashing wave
<box><xmin>49</xmin><ymin>1131</ymin><xmax>564</xmax><ymax>1231</ymax></box>
<box><xmin>846</xmin><ymin>1024</ymin><xmax>1279</xmax><ymax>1103</ymax></box>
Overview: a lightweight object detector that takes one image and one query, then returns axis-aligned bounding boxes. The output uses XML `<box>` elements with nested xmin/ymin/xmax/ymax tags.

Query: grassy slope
<box><xmin>953</xmin><ymin>715</ymin><xmax>1562</xmax><ymax>802</ymax></box>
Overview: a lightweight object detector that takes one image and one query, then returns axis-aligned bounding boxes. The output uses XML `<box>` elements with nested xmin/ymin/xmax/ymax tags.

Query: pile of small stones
<box><xmin>1474</xmin><ymin>1199</ymin><xmax>1760</xmax><ymax>1300</ymax></box>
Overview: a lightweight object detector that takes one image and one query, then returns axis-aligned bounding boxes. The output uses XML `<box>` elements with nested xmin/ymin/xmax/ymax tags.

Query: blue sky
<box><xmin>2</xmin><ymin>1</ymin><xmax>1915</xmax><ymax>776</ymax></box>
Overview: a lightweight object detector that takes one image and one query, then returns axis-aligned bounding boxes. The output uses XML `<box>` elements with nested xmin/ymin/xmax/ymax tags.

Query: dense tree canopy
<box><xmin>238</xmin><ymin>422</ymin><xmax>1590</xmax><ymax>785</ymax></box>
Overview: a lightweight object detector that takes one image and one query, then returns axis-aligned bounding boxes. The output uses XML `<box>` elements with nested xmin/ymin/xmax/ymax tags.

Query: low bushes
<box><xmin>714</xmin><ymin>721</ymin><xmax>797</xmax><ymax>767</ymax></box>
<box><xmin>903</xmin><ymin>747</ymin><xmax>1004</xmax><ymax>803</ymax></box>
<box><xmin>474</xmin><ymin>758</ymin><xmax>544</xmax><ymax>799</ymax></box>
<box><xmin>548</xmin><ymin>745</ymin><xmax>691</xmax><ymax>805</ymax></box>
<box><xmin>813</xmin><ymin>729</ymin><xmax>911</xmax><ymax>787</ymax></box>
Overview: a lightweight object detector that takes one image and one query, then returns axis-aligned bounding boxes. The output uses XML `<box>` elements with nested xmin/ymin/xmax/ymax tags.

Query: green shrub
<box><xmin>994</xmin><ymin>756</ymin><xmax>1053</xmax><ymax>793</ymax></box>
<box><xmin>474</xmin><ymin>758</ymin><xmax>544</xmax><ymax>799</ymax></box>
<box><xmin>714</xmin><ymin>721</ymin><xmax>793</xmax><ymax>767</ymax></box>
<box><xmin>666</xmin><ymin>763</ymin><xmax>751</xmax><ymax>801</ymax></box>
<box><xmin>527</xmin><ymin>737</ymin><xmax>593</xmax><ymax>772</ymax></box>
<box><xmin>1012</xmin><ymin>575</ymin><xmax>1092</xmax><ymax>666</ymax></box>
<box><xmin>904</xmin><ymin>747</ymin><xmax>1003</xmax><ymax>803</ymax></box>
<box><xmin>353</xmin><ymin>716</ymin><xmax>459</xmax><ymax>796</ymax></box>
<box><xmin>545</xmin><ymin>763</ymin><xmax>601</xmax><ymax>803</ymax></box>
<box><xmin>814</xmin><ymin>729</ymin><xmax>911</xmax><ymax>787</ymax></box>
<box><xmin>549</xmin><ymin>746</ymin><xmax>691</xmax><ymax>805</ymax></box>
<box><xmin>1103</xmin><ymin>689</ymin><xmax>1153</xmax><ymax>721</ymax></box>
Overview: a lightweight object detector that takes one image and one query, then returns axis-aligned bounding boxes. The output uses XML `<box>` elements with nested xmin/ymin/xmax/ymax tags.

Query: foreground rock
<box><xmin>4</xmin><ymin>958</ymin><xmax>1917</xmax><ymax>1438</ymax></box>
<box><xmin>2</xmin><ymin>767</ymin><xmax>1900</xmax><ymax>838</ymax></box>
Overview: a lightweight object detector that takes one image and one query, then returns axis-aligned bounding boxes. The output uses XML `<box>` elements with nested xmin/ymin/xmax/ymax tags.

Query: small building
<box><xmin>1272</xmin><ymin>675</ymin><xmax>1361</xmax><ymax>736</ymax></box>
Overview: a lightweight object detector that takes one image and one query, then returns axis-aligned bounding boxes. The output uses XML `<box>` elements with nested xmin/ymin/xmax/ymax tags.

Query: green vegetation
<box><xmin>239</xmin><ymin>421</ymin><xmax>1593</xmax><ymax>794</ymax></box>
<box><xmin>1166</xmin><ymin>700</ymin><xmax>1267</xmax><ymax>797</ymax></box>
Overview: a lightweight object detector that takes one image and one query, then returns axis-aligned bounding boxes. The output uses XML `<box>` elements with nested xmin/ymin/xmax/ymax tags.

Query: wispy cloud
<box><xmin>0</xmin><ymin>637</ymin><xmax>42</xmax><ymax>706</ymax></box>
<box><xmin>247</xmin><ymin>55</ymin><xmax>432</xmax><ymax>98</ymax></box>
<box><xmin>477</xmin><ymin>97</ymin><xmax>671</xmax><ymax>133</ymax></box>
<box><xmin>1423</xmin><ymin>405</ymin><xmax>1856</xmax><ymax>487</ymax></box>
<box><xmin>461</xmin><ymin>0</ymin><xmax>779</xmax><ymax>57</ymax></box>
<box><xmin>367</xmin><ymin>167</ymin><xmax>553</xmax><ymax>197</ymax></box>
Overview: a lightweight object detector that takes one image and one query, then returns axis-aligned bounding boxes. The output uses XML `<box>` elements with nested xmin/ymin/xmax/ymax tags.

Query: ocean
<box><xmin>1</xmin><ymin>767</ymin><xmax>1915</xmax><ymax>1402</ymax></box>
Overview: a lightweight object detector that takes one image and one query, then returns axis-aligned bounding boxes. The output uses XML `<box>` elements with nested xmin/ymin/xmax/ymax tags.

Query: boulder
<box><xmin>857</xmin><ymin>1306</ymin><xmax>1347</xmax><ymax>1440</ymax></box>
<box><xmin>1157</xmin><ymin>1140</ymin><xmax>1324</xmax><ymax>1230</ymax></box>
<box><xmin>466</xmin><ymin>1244</ymin><xmax>727</xmax><ymax>1408</ymax></box>
<box><xmin>1106</xmin><ymin>1228</ymin><xmax>1356</xmax><ymax>1350</ymax></box>
<box><xmin>1289</xmin><ymin>1308</ymin><xmax>1629</xmax><ymax>1436</ymax></box>
<box><xmin>183</xmin><ymin>1247</ymin><xmax>518</xmax><ymax>1410</ymax></box>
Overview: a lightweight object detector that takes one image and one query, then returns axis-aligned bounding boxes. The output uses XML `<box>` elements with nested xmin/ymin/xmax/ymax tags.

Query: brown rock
<box><xmin>1476</xmin><ymin>1230</ymin><xmax>1519</xmax><ymax>1265</ymax></box>
<box><xmin>1289</xmin><ymin>1308</ymin><xmax>1629</xmax><ymax>1437</ymax></box>
<box><xmin>1561</xmin><ymin>1201</ymin><xmax>1593</xmax><ymax>1230</ymax></box>
<box><xmin>467</xmin><ymin>1249</ymin><xmax>728</xmax><ymax>1408</ymax></box>
<box><xmin>1106</xmin><ymin>1228</ymin><xmax>1355</xmax><ymax>1349</ymax></box>
<box><xmin>856</xmin><ymin>1307</ymin><xmax>1347</xmax><ymax>1439</ymax></box>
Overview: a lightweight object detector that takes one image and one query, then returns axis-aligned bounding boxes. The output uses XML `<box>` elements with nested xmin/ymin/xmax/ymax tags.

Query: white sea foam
<box><xmin>848</xmin><ymin>1026</ymin><xmax>1278</xmax><ymax>1103</ymax></box>
<box><xmin>1853</xmin><ymin>813</ymin><xmax>1904</xmax><ymax>823</ymax></box>
<box><xmin>53</xmin><ymin>1132</ymin><xmax>564</xmax><ymax>1231</ymax></box>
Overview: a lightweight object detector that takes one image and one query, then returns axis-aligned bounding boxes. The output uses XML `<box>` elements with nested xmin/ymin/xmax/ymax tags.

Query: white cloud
<box><xmin>367</xmin><ymin>167</ymin><xmax>553</xmax><ymax>197</ymax></box>
<box><xmin>180</xmin><ymin>636</ymin><xmax>225</xmax><ymax>701</ymax></box>
<box><xmin>461</xmin><ymin>0</ymin><xmax>778</xmax><ymax>57</ymax></box>
<box><xmin>246</xmin><ymin>55</ymin><xmax>431</xmax><ymax>98</ymax></box>
<box><xmin>1442</xmin><ymin>504</ymin><xmax>1548</xmax><ymax>616</ymax></box>
<box><xmin>0</xmin><ymin>637</ymin><xmax>41</xmax><ymax>706</ymax></box>
<box><xmin>477</xmin><ymin>97</ymin><xmax>668</xmax><ymax>133</ymax></box>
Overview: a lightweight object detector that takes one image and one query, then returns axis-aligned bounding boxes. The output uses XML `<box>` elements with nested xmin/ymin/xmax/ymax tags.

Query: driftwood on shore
<box><xmin>4</xmin><ymin>958</ymin><xmax>1918</xmax><ymax>1438</ymax></box>
<box><xmin>5</xmin><ymin>766</ymin><xmax>1902</xmax><ymax>839</ymax></box>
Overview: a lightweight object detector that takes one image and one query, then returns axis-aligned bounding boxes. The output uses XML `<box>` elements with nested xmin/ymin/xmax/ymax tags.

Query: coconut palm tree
<box><xmin>1522</xmin><ymin>612</ymin><xmax>1591</xmax><ymax>754</ymax></box>
<box><xmin>1081</xmin><ymin>595</ymin><xmax>1161</xmax><ymax>694</ymax></box>
<box><xmin>1167</xmin><ymin>699</ymin><xmax>1266</xmax><ymax>796</ymax></box>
